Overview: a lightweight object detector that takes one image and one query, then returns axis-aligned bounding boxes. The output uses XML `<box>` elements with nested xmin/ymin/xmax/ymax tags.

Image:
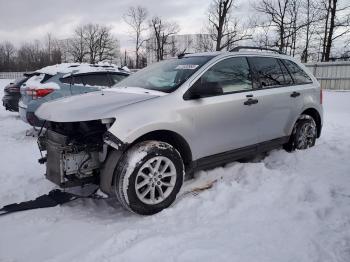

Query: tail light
<box><xmin>320</xmin><ymin>88</ymin><xmax>323</xmax><ymax>104</ymax></box>
<box><xmin>26</xmin><ymin>87</ymin><xmax>54</xmax><ymax>99</ymax></box>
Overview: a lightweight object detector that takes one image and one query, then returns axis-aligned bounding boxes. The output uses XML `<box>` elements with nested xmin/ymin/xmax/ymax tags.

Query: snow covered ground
<box><xmin>0</xmin><ymin>78</ymin><xmax>349</xmax><ymax>262</ymax></box>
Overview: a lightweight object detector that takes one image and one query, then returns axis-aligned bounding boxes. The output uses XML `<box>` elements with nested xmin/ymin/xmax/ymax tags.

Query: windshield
<box><xmin>114</xmin><ymin>56</ymin><xmax>213</xmax><ymax>93</ymax></box>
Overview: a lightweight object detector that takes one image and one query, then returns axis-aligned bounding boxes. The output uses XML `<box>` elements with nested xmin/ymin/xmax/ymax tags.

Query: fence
<box><xmin>304</xmin><ymin>61</ymin><xmax>350</xmax><ymax>90</ymax></box>
<box><xmin>1</xmin><ymin>61</ymin><xmax>350</xmax><ymax>90</ymax></box>
<box><xmin>0</xmin><ymin>72</ymin><xmax>26</xmax><ymax>80</ymax></box>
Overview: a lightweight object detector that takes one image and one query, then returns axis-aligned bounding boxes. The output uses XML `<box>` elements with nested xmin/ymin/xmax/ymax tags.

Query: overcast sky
<box><xmin>0</xmin><ymin>0</ymin><xmax>253</xmax><ymax>50</ymax></box>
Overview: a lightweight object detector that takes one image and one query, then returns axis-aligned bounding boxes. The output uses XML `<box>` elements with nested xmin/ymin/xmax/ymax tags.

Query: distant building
<box><xmin>145</xmin><ymin>34</ymin><xmax>214</xmax><ymax>64</ymax></box>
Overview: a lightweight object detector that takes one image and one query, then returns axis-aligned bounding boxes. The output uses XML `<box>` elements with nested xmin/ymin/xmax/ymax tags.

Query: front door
<box><xmin>184</xmin><ymin>56</ymin><xmax>261</xmax><ymax>160</ymax></box>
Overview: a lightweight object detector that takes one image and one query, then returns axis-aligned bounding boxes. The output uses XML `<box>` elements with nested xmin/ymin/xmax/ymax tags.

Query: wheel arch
<box><xmin>130</xmin><ymin>130</ymin><xmax>193</xmax><ymax>167</ymax></box>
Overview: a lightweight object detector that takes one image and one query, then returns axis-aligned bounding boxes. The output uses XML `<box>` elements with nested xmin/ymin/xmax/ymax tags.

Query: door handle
<box><xmin>244</xmin><ymin>98</ymin><xmax>259</xmax><ymax>105</ymax></box>
<box><xmin>290</xmin><ymin>91</ymin><xmax>300</xmax><ymax>98</ymax></box>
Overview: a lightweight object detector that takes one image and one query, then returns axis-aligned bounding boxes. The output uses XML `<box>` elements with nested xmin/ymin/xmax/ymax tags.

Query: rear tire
<box><xmin>113</xmin><ymin>141</ymin><xmax>184</xmax><ymax>215</ymax></box>
<box><xmin>284</xmin><ymin>114</ymin><xmax>317</xmax><ymax>152</ymax></box>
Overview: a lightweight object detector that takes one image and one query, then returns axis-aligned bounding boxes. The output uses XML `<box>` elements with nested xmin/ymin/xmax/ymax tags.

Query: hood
<box><xmin>35</xmin><ymin>89</ymin><xmax>160</xmax><ymax>122</ymax></box>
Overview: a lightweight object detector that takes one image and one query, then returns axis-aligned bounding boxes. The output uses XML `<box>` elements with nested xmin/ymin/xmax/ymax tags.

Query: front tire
<box><xmin>113</xmin><ymin>141</ymin><xmax>184</xmax><ymax>215</ymax></box>
<box><xmin>284</xmin><ymin>114</ymin><xmax>317</xmax><ymax>151</ymax></box>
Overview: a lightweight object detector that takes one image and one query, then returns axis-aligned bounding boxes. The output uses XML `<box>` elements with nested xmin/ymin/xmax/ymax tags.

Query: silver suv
<box><xmin>35</xmin><ymin>48</ymin><xmax>323</xmax><ymax>215</ymax></box>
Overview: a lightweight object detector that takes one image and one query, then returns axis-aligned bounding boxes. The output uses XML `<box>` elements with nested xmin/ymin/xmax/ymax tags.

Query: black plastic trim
<box><xmin>230</xmin><ymin>46</ymin><xmax>284</xmax><ymax>54</ymax></box>
<box><xmin>103</xmin><ymin>131</ymin><xmax>127</xmax><ymax>151</ymax></box>
<box><xmin>192</xmin><ymin>136</ymin><xmax>289</xmax><ymax>171</ymax></box>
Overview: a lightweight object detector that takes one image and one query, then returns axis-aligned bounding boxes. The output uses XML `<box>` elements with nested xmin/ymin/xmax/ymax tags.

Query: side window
<box><xmin>278</xmin><ymin>59</ymin><xmax>293</xmax><ymax>85</ymax></box>
<box><xmin>200</xmin><ymin>57</ymin><xmax>252</xmax><ymax>95</ymax></box>
<box><xmin>73</xmin><ymin>76</ymin><xmax>84</xmax><ymax>85</ymax></box>
<box><xmin>60</xmin><ymin>76</ymin><xmax>72</xmax><ymax>85</ymax></box>
<box><xmin>82</xmin><ymin>74</ymin><xmax>110</xmax><ymax>87</ymax></box>
<box><xmin>283</xmin><ymin>59</ymin><xmax>313</xmax><ymax>85</ymax></box>
<box><xmin>60</xmin><ymin>75</ymin><xmax>84</xmax><ymax>86</ymax></box>
<box><xmin>110</xmin><ymin>73</ymin><xmax>128</xmax><ymax>84</ymax></box>
<box><xmin>249</xmin><ymin>57</ymin><xmax>287</xmax><ymax>87</ymax></box>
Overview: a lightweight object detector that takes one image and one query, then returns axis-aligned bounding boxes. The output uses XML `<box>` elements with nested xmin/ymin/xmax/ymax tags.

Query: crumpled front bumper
<box><xmin>39</xmin><ymin>130</ymin><xmax>101</xmax><ymax>188</ymax></box>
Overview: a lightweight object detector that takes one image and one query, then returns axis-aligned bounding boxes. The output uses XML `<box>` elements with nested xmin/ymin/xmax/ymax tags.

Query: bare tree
<box><xmin>84</xmin><ymin>24</ymin><xmax>101</xmax><ymax>63</ymax></box>
<box><xmin>69</xmin><ymin>26</ymin><xmax>88</xmax><ymax>62</ymax></box>
<box><xmin>195</xmin><ymin>33</ymin><xmax>215</xmax><ymax>52</ymax></box>
<box><xmin>169</xmin><ymin>36</ymin><xmax>179</xmax><ymax>57</ymax></box>
<box><xmin>149</xmin><ymin>16</ymin><xmax>179</xmax><ymax>61</ymax></box>
<box><xmin>301</xmin><ymin>0</ymin><xmax>312</xmax><ymax>61</ymax></box>
<box><xmin>124</xmin><ymin>6</ymin><xmax>148</xmax><ymax>68</ymax></box>
<box><xmin>46</xmin><ymin>33</ymin><xmax>53</xmax><ymax>63</ymax></box>
<box><xmin>69</xmin><ymin>24</ymin><xmax>119</xmax><ymax>63</ymax></box>
<box><xmin>300</xmin><ymin>0</ymin><xmax>321</xmax><ymax>62</ymax></box>
<box><xmin>43</xmin><ymin>33</ymin><xmax>63</xmax><ymax>65</ymax></box>
<box><xmin>255</xmin><ymin>0</ymin><xmax>292</xmax><ymax>52</ymax></box>
<box><xmin>3</xmin><ymin>42</ymin><xmax>15</xmax><ymax>70</ymax></box>
<box><xmin>320</xmin><ymin>0</ymin><xmax>350</xmax><ymax>61</ymax></box>
<box><xmin>285</xmin><ymin>0</ymin><xmax>301</xmax><ymax>56</ymax></box>
<box><xmin>255</xmin><ymin>0</ymin><xmax>321</xmax><ymax>56</ymax></box>
<box><xmin>96</xmin><ymin>25</ymin><xmax>120</xmax><ymax>62</ymax></box>
<box><xmin>208</xmin><ymin>0</ymin><xmax>252</xmax><ymax>51</ymax></box>
<box><xmin>252</xmin><ymin>21</ymin><xmax>277</xmax><ymax>48</ymax></box>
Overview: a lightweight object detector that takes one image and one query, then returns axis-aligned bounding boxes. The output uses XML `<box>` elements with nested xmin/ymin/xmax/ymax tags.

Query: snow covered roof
<box><xmin>36</xmin><ymin>62</ymin><xmax>129</xmax><ymax>76</ymax></box>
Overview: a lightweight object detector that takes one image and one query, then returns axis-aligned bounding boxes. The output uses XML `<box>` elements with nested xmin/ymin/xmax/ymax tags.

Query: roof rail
<box><xmin>177</xmin><ymin>52</ymin><xmax>192</xmax><ymax>58</ymax></box>
<box><xmin>230</xmin><ymin>46</ymin><xmax>284</xmax><ymax>54</ymax></box>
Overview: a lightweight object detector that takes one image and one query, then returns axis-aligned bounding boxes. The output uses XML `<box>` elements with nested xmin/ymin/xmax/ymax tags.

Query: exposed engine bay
<box><xmin>38</xmin><ymin>120</ymin><xmax>109</xmax><ymax>188</ymax></box>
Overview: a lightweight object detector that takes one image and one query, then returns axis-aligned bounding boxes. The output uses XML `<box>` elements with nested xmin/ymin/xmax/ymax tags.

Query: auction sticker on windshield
<box><xmin>175</xmin><ymin>64</ymin><xmax>199</xmax><ymax>70</ymax></box>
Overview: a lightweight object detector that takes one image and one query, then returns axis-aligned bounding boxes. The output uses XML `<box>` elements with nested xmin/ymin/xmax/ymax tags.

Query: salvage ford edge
<box><xmin>35</xmin><ymin>47</ymin><xmax>323</xmax><ymax>215</ymax></box>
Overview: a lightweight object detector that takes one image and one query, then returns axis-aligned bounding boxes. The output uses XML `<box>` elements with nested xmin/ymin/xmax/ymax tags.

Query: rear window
<box><xmin>282</xmin><ymin>59</ymin><xmax>313</xmax><ymax>85</ymax></box>
<box><xmin>248</xmin><ymin>57</ymin><xmax>288</xmax><ymax>87</ymax></box>
<box><xmin>41</xmin><ymin>74</ymin><xmax>53</xmax><ymax>83</ymax></box>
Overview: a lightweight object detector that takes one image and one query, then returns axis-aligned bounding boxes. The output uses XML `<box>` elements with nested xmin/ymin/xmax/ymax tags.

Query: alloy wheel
<box><xmin>135</xmin><ymin>156</ymin><xmax>177</xmax><ymax>205</ymax></box>
<box><xmin>296</xmin><ymin>122</ymin><xmax>316</xmax><ymax>149</ymax></box>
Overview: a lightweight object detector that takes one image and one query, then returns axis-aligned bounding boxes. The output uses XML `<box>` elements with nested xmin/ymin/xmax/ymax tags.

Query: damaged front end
<box><xmin>38</xmin><ymin>120</ymin><xmax>113</xmax><ymax>188</ymax></box>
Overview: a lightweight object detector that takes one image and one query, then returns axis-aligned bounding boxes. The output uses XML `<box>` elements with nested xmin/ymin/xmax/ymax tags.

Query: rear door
<box><xmin>280</xmin><ymin>59</ymin><xmax>314</xmax><ymax>114</ymax></box>
<box><xmin>247</xmin><ymin>56</ymin><xmax>295</xmax><ymax>143</ymax></box>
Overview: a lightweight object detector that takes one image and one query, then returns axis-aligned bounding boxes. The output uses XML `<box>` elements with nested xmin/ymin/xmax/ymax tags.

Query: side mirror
<box><xmin>184</xmin><ymin>78</ymin><xmax>223</xmax><ymax>100</ymax></box>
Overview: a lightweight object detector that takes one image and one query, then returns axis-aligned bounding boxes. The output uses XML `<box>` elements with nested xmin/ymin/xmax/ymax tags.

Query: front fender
<box><xmin>106</xmin><ymin>100</ymin><xmax>194</xmax><ymax>146</ymax></box>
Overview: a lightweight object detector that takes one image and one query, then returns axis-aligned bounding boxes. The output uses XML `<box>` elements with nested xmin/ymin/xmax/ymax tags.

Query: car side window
<box><xmin>60</xmin><ymin>77</ymin><xmax>71</xmax><ymax>85</ymax></box>
<box><xmin>110</xmin><ymin>73</ymin><xmax>128</xmax><ymax>84</ymax></box>
<box><xmin>60</xmin><ymin>76</ymin><xmax>84</xmax><ymax>86</ymax></box>
<box><xmin>82</xmin><ymin>74</ymin><xmax>110</xmax><ymax>87</ymax></box>
<box><xmin>278</xmin><ymin>59</ymin><xmax>293</xmax><ymax>85</ymax></box>
<box><xmin>73</xmin><ymin>76</ymin><xmax>84</xmax><ymax>85</ymax></box>
<box><xmin>200</xmin><ymin>57</ymin><xmax>252</xmax><ymax>95</ymax></box>
<box><xmin>248</xmin><ymin>57</ymin><xmax>288</xmax><ymax>87</ymax></box>
<box><xmin>283</xmin><ymin>59</ymin><xmax>313</xmax><ymax>85</ymax></box>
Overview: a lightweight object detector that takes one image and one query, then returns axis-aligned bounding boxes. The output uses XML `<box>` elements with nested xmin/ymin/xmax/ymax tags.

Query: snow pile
<box><xmin>24</xmin><ymin>73</ymin><xmax>61</xmax><ymax>90</ymax></box>
<box><xmin>0</xmin><ymin>79</ymin><xmax>349</xmax><ymax>262</ymax></box>
<box><xmin>37</xmin><ymin>62</ymin><xmax>128</xmax><ymax>76</ymax></box>
<box><xmin>23</xmin><ymin>62</ymin><xmax>129</xmax><ymax>90</ymax></box>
